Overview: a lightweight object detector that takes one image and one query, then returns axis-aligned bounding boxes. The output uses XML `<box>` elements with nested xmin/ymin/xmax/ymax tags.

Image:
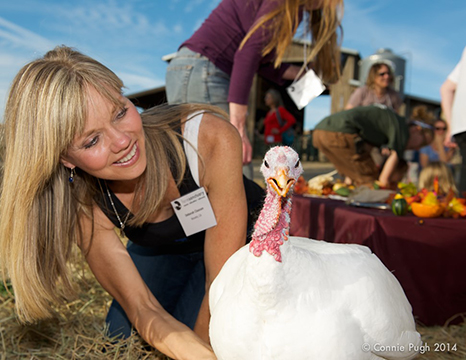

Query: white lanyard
<box><xmin>286</xmin><ymin>17</ymin><xmax>325</xmax><ymax>109</ymax></box>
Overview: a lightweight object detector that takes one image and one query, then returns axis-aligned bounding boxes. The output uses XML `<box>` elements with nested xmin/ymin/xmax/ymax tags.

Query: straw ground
<box><xmin>1</xmin><ymin>250</ymin><xmax>465</xmax><ymax>359</ymax></box>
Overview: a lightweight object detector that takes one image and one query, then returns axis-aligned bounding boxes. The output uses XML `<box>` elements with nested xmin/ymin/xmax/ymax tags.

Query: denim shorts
<box><xmin>105</xmin><ymin>240</ymin><xmax>205</xmax><ymax>338</ymax></box>
<box><xmin>165</xmin><ymin>47</ymin><xmax>230</xmax><ymax>113</ymax></box>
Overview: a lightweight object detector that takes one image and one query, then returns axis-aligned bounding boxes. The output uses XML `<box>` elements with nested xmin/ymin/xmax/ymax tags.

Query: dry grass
<box><xmin>1</xmin><ymin>256</ymin><xmax>465</xmax><ymax>360</ymax></box>
<box><xmin>0</xmin><ymin>257</ymin><xmax>171</xmax><ymax>360</ymax></box>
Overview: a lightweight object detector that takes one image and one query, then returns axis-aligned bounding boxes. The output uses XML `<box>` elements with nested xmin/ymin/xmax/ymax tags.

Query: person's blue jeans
<box><xmin>165</xmin><ymin>46</ymin><xmax>230</xmax><ymax>114</ymax></box>
<box><xmin>105</xmin><ymin>240</ymin><xmax>206</xmax><ymax>338</ymax></box>
<box><xmin>165</xmin><ymin>46</ymin><xmax>254</xmax><ymax>179</ymax></box>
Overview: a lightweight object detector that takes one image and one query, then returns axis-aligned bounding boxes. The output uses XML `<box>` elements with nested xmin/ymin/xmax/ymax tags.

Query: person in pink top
<box><xmin>345</xmin><ymin>62</ymin><xmax>403</xmax><ymax>112</ymax></box>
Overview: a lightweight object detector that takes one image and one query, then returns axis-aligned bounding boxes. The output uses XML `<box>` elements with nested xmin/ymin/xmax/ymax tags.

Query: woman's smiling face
<box><xmin>61</xmin><ymin>86</ymin><xmax>147</xmax><ymax>182</ymax></box>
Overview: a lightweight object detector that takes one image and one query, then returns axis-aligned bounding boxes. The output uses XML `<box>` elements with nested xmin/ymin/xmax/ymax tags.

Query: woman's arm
<box><xmin>229</xmin><ymin>102</ymin><xmax>252</xmax><ymax>164</ymax></box>
<box><xmin>344</xmin><ymin>87</ymin><xmax>364</xmax><ymax>110</ymax></box>
<box><xmin>277</xmin><ymin>107</ymin><xmax>296</xmax><ymax>133</ymax></box>
<box><xmin>433</xmin><ymin>134</ymin><xmax>456</xmax><ymax>163</ymax></box>
<box><xmin>419</xmin><ymin>152</ymin><xmax>430</xmax><ymax>169</ymax></box>
<box><xmin>79</xmin><ymin>211</ymin><xmax>216</xmax><ymax>360</ymax></box>
<box><xmin>195</xmin><ymin>113</ymin><xmax>248</xmax><ymax>342</ymax></box>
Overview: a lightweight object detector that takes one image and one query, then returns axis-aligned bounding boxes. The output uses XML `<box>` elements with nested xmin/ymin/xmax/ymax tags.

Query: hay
<box><xmin>1</xmin><ymin>256</ymin><xmax>465</xmax><ymax>360</ymax></box>
<box><xmin>0</xmin><ymin>257</ymin><xmax>171</xmax><ymax>360</ymax></box>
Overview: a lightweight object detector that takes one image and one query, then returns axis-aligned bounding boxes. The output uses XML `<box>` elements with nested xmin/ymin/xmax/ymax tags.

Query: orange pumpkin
<box><xmin>411</xmin><ymin>202</ymin><xmax>444</xmax><ymax>218</ymax></box>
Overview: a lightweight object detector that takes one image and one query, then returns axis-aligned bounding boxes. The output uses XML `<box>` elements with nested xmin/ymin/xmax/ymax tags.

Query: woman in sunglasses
<box><xmin>345</xmin><ymin>62</ymin><xmax>403</xmax><ymax>112</ymax></box>
<box><xmin>419</xmin><ymin>118</ymin><xmax>456</xmax><ymax>168</ymax></box>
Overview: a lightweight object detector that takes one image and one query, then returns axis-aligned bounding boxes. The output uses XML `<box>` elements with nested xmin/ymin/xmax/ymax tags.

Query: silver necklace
<box><xmin>105</xmin><ymin>183</ymin><xmax>131</xmax><ymax>238</ymax></box>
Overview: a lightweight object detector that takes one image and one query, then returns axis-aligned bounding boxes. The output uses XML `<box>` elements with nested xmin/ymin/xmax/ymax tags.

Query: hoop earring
<box><xmin>69</xmin><ymin>167</ymin><xmax>75</xmax><ymax>183</ymax></box>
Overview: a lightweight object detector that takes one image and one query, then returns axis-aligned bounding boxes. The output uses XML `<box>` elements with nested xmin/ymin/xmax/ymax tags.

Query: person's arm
<box><xmin>281</xmin><ymin>64</ymin><xmax>303</xmax><ymax>81</ymax></box>
<box><xmin>378</xmin><ymin>150</ymin><xmax>399</xmax><ymax>187</ymax></box>
<box><xmin>195</xmin><ymin>113</ymin><xmax>248</xmax><ymax>342</ymax></box>
<box><xmin>229</xmin><ymin>102</ymin><xmax>252</xmax><ymax>164</ymax></box>
<box><xmin>345</xmin><ymin>103</ymin><xmax>355</xmax><ymax>110</ymax></box>
<box><xmin>438</xmin><ymin>141</ymin><xmax>455</xmax><ymax>163</ymax></box>
<box><xmin>344</xmin><ymin>87</ymin><xmax>364</xmax><ymax>110</ymax></box>
<box><xmin>277</xmin><ymin>107</ymin><xmax>296</xmax><ymax>133</ymax></box>
<box><xmin>419</xmin><ymin>151</ymin><xmax>430</xmax><ymax>168</ymax></box>
<box><xmin>79</xmin><ymin>211</ymin><xmax>216</xmax><ymax>360</ymax></box>
<box><xmin>436</xmin><ymin>140</ymin><xmax>456</xmax><ymax>163</ymax></box>
<box><xmin>440</xmin><ymin>78</ymin><xmax>457</xmax><ymax>146</ymax></box>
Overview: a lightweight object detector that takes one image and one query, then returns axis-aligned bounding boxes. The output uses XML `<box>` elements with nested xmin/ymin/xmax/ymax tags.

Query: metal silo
<box><xmin>359</xmin><ymin>48</ymin><xmax>406</xmax><ymax>94</ymax></box>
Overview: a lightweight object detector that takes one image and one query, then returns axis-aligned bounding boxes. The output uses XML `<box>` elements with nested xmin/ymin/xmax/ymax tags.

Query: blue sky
<box><xmin>1</xmin><ymin>0</ymin><xmax>465</xmax><ymax>129</ymax></box>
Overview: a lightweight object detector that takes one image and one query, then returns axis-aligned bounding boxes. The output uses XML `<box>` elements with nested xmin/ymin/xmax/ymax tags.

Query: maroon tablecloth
<box><xmin>290</xmin><ymin>194</ymin><xmax>466</xmax><ymax>326</ymax></box>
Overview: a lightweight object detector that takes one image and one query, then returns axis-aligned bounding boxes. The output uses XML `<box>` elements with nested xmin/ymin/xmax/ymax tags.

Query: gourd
<box><xmin>411</xmin><ymin>202</ymin><xmax>444</xmax><ymax>218</ymax></box>
<box><xmin>392</xmin><ymin>194</ymin><xmax>408</xmax><ymax>216</ymax></box>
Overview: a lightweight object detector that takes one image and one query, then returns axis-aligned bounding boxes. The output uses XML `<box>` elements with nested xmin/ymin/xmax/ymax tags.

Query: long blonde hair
<box><xmin>241</xmin><ymin>0</ymin><xmax>343</xmax><ymax>84</ymax></box>
<box><xmin>0</xmin><ymin>46</ymin><xmax>227</xmax><ymax>323</ymax></box>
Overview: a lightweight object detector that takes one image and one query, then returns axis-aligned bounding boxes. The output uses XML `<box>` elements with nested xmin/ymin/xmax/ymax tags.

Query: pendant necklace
<box><xmin>105</xmin><ymin>182</ymin><xmax>131</xmax><ymax>238</ymax></box>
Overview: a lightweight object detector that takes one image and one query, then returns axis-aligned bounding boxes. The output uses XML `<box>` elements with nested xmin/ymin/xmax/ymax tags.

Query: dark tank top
<box><xmin>95</xmin><ymin>162</ymin><xmax>206</xmax><ymax>254</ymax></box>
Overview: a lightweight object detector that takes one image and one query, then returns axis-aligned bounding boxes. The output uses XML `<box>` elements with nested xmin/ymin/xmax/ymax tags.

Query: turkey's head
<box><xmin>261</xmin><ymin>146</ymin><xmax>303</xmax><ymax>197</ymax></box>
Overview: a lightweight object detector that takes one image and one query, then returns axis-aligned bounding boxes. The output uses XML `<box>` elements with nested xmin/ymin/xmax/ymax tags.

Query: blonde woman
<box><xmin>166</xmin><ymin>0</ymin><xmax>343</xmax><ymax>167</ymax></box>
<box><xmin>345</xmin><ymin>62</ymin><xmax>403</xmax><ymax>112</ymax></box>
<box><xmin>0</xmin><ymin>46</ymin><xmax>264</xmax><ymax>359</ymax></box>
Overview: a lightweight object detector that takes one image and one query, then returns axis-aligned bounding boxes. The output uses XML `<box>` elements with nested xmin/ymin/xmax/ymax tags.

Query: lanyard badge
<box><xmin>286</xmin><ymin>68</ymin><xmax>325</xmax><ymax>110</ymax></box>
<box><xmin>171</xmin><ymin>187</ymin><xmax>217</xmax><ymax>236</ymax></box>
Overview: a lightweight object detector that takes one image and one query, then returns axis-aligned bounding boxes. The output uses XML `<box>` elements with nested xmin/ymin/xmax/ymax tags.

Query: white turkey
<box><xmin>209</xmin><ymin>146</ymin><xmax>421</xmax><ymax>360</ymax></box>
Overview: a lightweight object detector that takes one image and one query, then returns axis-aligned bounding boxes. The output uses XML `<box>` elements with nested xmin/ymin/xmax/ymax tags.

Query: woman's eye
<box><xmin>116</xmin><ymin>107</ymin><xmax>128</xmax><ymax>119</ymax></box>
<box><xmin>84</xmin><ymin>136</ymin><xmax>99</xmax><ymax>149</ymax></box>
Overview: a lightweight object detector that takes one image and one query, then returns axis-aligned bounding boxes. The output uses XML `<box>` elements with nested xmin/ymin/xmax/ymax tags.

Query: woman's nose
<box><xmin>109</xmin><ymin>127</ymin><xmax>131</xmax><ymax>153</ymax></box>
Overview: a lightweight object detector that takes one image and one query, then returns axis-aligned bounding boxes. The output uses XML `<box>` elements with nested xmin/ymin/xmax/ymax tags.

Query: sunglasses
<box><xmin>378</xmin><ymin>71</ymin><xmax>391</xmax><ymax>77</ymax></box>
<box><xmin>435</xmin><ymin>127</ymin><xmax>446</xmax><ymax>131</ymax></box>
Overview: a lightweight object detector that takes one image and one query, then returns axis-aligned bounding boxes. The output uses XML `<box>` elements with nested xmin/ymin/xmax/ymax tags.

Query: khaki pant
<box><xmin>312</xmin><ymin>130</ymin><xmax>379</xmax><ymax>186</ymax></box>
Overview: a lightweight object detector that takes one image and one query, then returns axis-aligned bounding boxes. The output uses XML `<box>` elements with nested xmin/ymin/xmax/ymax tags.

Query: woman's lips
<box><xmin>115</xmin><ymin>143</ymin><xmax>138</xmax><ymax>165</ymax></box>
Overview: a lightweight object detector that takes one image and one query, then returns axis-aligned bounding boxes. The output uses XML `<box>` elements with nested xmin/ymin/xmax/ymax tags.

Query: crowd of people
<box><xmin>0</xmin><ymin>0</ymin><xmax>464</xmax><ymax>359</ymax></box>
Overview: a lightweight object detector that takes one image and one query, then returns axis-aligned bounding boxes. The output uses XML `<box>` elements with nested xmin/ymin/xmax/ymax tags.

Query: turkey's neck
<box><xmin>249</xmin><ymin>191</ymin><xmax>292</xmax><ymax>262</ymax></box>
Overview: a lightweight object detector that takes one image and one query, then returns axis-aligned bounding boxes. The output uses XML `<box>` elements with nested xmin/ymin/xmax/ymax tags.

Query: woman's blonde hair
<box><xmin>0</xmin><ymin>46</ymin><xmax>227</xmax><ymax>323</ymax></box>
<box><xmin>418</xmin><ymin>161</ymin><xmax>457</xmax><ymax>195</ymax></box>
<box><xmin>241</xmin><ymin>0</ymin><xmax>343</xmax><ymax>84</ymax></box>
<box><xmin>365</xmin><ymin>62</ymin><xmax>394</xmax><ymax>89</ymax></box>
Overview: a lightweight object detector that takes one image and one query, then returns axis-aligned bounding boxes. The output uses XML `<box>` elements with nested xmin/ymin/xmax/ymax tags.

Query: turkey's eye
<box><xmin>295</xmin><ymin>160</ymin><xmax>300</xmax><ymax>168</ymax></box>
<box><xmin>264</xmin><ymin>160</ymin><xmax>269</xmax><ymax>168</ymax></box>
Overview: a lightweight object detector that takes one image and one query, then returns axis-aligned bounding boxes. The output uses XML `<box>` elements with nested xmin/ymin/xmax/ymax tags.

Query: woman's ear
<box><xmin>60</xmin><ymin>157</ymin><xmax>75</xmax><ymax>170</ymax></box>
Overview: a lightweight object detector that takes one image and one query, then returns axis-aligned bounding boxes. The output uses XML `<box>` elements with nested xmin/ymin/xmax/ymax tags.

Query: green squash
<box><xmin>392</xmin><ymin>194</ymin><xmax>408</xmax><ymax>216</ymax></box>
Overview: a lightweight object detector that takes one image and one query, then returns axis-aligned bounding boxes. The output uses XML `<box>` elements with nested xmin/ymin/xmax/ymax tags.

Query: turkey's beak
<box><xmin>267</xmin><ymin>168</ymin><xmax>295</xmax><ymax>197</ymax></box>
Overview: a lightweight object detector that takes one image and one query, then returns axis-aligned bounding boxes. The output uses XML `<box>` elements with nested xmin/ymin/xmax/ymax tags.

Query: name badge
<box><xmin>286</xmin><ymin>69</ymin><xmax>325</xmax><ymax>110</ymax></box>
<box><xmin>171</xmin><ymin>187</ymin><xmax>217</xmax><ymax>236</ymax></box>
